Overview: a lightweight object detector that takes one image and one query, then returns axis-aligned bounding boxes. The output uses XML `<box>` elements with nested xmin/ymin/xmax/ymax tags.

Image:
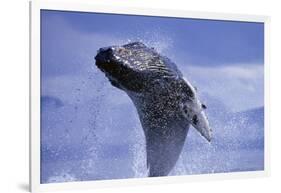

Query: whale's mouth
<box><xmin>95</xmin><ymin>47</ymin><xmax>126</xmax><ymax>84</ymax></box>
<box><xmin>95</xmin><ymin>47</ymin><xmax>119</xmax><ymax>75</ymax></box>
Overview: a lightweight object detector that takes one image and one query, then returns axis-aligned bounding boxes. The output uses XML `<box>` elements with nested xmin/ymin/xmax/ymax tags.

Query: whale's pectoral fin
<box><xmin>145</xmin><ymin>123</ymin><xmax>189</xmax><ymax>177</ymax></box>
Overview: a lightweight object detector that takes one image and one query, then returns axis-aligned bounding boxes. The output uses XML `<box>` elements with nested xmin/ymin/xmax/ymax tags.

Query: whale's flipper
<box><xmin>142</xmin><ymin>117</ymin><xmax>189</xmax><ymax>177</ymax></box>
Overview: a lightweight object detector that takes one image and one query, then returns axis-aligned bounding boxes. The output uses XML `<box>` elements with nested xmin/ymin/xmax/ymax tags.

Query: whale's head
<box><xmin>95</xmin><ymin>42</ymin><xmax>180</xmax><ymax>93</ymax></box>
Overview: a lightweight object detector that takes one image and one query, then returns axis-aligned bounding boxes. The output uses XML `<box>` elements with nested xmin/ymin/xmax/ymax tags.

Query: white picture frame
<box><xmin>30</xmin><ymin>0</ymin><xmax>270</xmax><ymax>192</ymax></box>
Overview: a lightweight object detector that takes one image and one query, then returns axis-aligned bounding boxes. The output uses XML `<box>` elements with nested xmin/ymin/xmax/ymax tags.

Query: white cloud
<box><xmin>180</xmin><ymin>64</ymin><xmax>264</xmax><ymax>112</ymax></box>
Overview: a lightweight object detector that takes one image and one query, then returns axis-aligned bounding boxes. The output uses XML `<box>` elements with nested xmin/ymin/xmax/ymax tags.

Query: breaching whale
<box><xmin>95</xmin><ymin>42</ymin><xmax>212</xmax><ymax>177</ymax></box>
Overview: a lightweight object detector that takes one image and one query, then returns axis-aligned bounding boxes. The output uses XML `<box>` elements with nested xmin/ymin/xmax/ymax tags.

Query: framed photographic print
<box><xmin>29</xmin><ymin>1</ymin><xmax>270</xmax><ymax>192</ymax></box>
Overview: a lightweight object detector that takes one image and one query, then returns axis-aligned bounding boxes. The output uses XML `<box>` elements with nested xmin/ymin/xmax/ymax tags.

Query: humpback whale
<box><xmin>95</xmin><ymin>42</ymin><xmax>212</xmax><ymax>177</ymax></box>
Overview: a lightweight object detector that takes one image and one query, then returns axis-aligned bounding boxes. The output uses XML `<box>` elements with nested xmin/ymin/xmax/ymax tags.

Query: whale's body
<box><xmin>95</xmin><ymin>42</ymin><xmax>212</xmax><ymax>177</ymax></box>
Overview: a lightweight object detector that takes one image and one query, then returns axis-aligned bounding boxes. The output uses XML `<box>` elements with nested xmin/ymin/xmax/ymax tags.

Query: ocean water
<box><xmin>40</xmin><ymin>78</ymin><xmax>264</xmax><ymax>183</ymax></box>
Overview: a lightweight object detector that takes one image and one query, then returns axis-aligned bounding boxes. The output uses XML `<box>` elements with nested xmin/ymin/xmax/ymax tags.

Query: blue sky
<box><xmin>41</xmin><ymin>10</ymin><xmax>264</xmax><ymax>112</ymax></box>
<box><xmin>40</xmin><ymin>10</ymin><xmax>264</xmax><ymax>183</ymax></box>
<box><xmin>41</xmin><ymin>10</ymin><xmax>264</xmax><ymax>66</ymax></box>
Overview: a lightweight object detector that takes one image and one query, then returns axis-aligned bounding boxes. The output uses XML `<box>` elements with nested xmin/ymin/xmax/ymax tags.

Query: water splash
<box><xmin>122</xmin><ymin>29</ymin><xmax>174</xmax><ymax>54</ymax></box>
<box><xmin>130</xmin><ymin>125</ymin><xmax>147</xmax><ymax>178</ymax></box>
<box><xmin>47</xmin><ymin>171</ymin><xmax>77</xmax><ymax>183</ymax></box>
